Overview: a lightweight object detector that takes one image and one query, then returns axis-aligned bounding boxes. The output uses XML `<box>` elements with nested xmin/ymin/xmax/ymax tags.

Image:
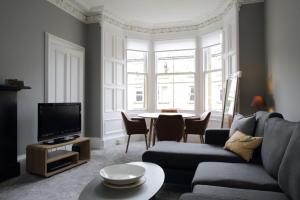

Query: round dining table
<box><xmin>138</xmin><ymin>112</ymin><xmax>195</xmax><ymax>146</ymax></box>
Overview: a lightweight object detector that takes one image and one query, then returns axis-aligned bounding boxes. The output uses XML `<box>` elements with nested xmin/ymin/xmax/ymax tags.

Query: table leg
<box><xmin>152</xmin><ymin>119</ymin><xmax>157</xmax><ymax>146</ymax></box>
<box><xmin>148</xmin><ymin>118</ymin><xmax>153</xmax><ymax>147</ymax></box>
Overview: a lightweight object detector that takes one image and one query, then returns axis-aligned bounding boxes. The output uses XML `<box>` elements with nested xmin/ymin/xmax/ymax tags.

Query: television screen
<box><xmin>38</xmin><ymin>103</ymin><xmax>81</xmax><ymax>141</ymax></box>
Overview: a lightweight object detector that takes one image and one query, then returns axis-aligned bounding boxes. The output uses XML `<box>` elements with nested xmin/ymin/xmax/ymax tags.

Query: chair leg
<box><xmin>144</xmin><ymin>134</ymin><xmax>148</xmax><ymax>150</ymax></box>
<box><xmin>200</xmin><ymin>135</ymin><xmax>204</xmax><ymax>144</ymax></box>
<box><xmin>125</xmin><ymin>135</ymin><xmax>131</xmax><ymax>153</ymax></box>
<box><xmin>184</xmin><ymin>134</ymin><xmax>188</xmax><ymax>143</ymax></box>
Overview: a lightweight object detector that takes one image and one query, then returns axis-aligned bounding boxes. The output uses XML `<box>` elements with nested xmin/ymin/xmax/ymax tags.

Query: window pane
<box><xmin>203</xmin><ymin>44</ymin><xmax>222</xmax><ymax>71</ymax></box>
<box><xmin>156</xmin><ymin>50</ymin><xmax>195</xmax><ymax>74</ymax></box>
<box><xmin>205</xmin><ymin>71</ymin><xmax>223</xmax><ymax>112</ymax></box>
<box><xmin>127</xmin><ymin>50</ymin><xmax>147</xmax><ymax>73</ymax></box>
<box><xmin>157</xmin><ymin>75</ymin><xmax>173</xmax><ymax>109</ymax></box>
<box><xmin>127</xmin><ymin>74</ymin><xmax>145</xmax><ymax>110</ymax></box>
<box><xmin>174</xmin><ymin>75</ymin><xmax>195</xmax><ymax>110</ymax></box>
<box><xmin>157</xmin><ymin>74</ymin><xmax>194</xmax><ymax>110</ymax></box>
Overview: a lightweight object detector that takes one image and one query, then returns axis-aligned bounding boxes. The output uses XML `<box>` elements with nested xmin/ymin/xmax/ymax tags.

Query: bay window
<box><xmin>126</xmin><ymin>34</ymin><xmax>224</xmax><ymax>113</ymax></box>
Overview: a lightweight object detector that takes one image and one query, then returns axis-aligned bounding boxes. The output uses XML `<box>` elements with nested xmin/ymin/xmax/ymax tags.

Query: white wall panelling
<box><xmin>101</xmin><ymin>22</ymin><xmax>126</xmax><ymax>147</ymax></box>
<box><xmin>45</xmin><ymin>33</ymin><xmax>85</xmax><ymax>133</ymax></box>
<box><xmin>116</xmin><ymin>89</ymin><xmax>125</xmax><ymax>111</ymax></box>
<box><xmin>104</xmin><ymin>60</ymin><xmax>114</xmax><ymax>85</ymax></box>
<box><xmin>104</xmin><ymin>88</ymin><xmax>114</xmax><ymax>113</ymax></box>
<box><xmin>116</xmin><ymin>62</ymin><xmax>124</xmax><ymax>85</ymax></box>
<box><xmin>104</xmin><ymin>119</ymin><xmax>124</xmax><ymax>136</ymax></box>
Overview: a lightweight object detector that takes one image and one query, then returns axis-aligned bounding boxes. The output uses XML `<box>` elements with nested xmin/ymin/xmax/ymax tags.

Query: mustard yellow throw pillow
<box><xmin>224</xmin><ymin>131</ymin><xmax>263</xmax><ymax>162</ymax></box>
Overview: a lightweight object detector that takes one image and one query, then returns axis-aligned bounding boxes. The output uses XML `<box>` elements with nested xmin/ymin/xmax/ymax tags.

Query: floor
<box><xmin>0</xmin><ymin>141</ymin><xmax>190</xmax><ymax>200</ymax></box>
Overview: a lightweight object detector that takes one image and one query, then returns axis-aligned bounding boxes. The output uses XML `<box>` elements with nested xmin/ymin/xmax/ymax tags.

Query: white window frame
<box><xmin>155</xmin><ymin>48</ymin><xmax>196</xmax><ymax>111</ymax></box>
<box><xmin>126</xmin><ymin>49</ymin><xmax>148</xmax><ymax>111</ymax></box>
<box><xmin>202</xmin><ymin>42</ymin><xmax>223</xmax><ymax>116</ymax></box>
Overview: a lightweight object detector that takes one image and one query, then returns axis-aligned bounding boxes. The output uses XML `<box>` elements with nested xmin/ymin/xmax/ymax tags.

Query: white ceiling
<box><xmin>71</xmin><ymin>0</ymin><xmax>231</xmax><ymax>28</ymax></box>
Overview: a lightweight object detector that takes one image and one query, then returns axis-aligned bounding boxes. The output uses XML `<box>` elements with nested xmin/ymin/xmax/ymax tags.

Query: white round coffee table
<box><xmin>78</xmin><ymin>162</ymin><xmax>165</xmax><ymax>200</ymax></box>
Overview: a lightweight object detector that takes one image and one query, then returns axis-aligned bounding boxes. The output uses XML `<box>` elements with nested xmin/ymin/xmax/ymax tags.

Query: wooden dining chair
<box><xmin>184</xmin><ymin>112</ymin><xmax>211</xmax><ymax>143</ymax></box>
<box><xmin>121</xmin><ymin>112</ymin><xmax>148</xmax><ymax>153</ymax></box>
<box><xmin>154</xmin><ymin>115</ymin><xmax>184</xmax><ymax>142</ymax></box>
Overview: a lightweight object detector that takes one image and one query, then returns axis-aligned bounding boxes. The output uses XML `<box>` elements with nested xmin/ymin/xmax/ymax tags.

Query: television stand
<box><xmin>26</xmin><ymin>137</ymin><xmax>90</xmax><ymax>177</ymax></box>
<box><xmin>42</xmin><ymin>135</ymin><xmax>80</xmax><ymax>145</ymax></box>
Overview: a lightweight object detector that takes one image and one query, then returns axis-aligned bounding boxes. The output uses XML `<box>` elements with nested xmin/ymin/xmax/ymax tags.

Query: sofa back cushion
<box><xmin>254</xmin><ymin>111</ymin><xmax>283</xmax><ymax>137</ymax></box>
<box><xmin>261</xmin><ymin>118</ymin><xmax>298</xmax><ymax>179</ymax></box>
<box><xmin>229</xmin><ymin>114</ymin><xmax>256</xmax><ymax>137</ymax></box>
<box><xmin>278</xmin><ymin>124</ymin><xmax>300</xmax><ymax>200</ymax></box>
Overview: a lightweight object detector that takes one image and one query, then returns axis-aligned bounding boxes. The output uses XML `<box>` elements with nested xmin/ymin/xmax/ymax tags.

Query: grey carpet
<box><xmin>0</xmin><ymin>141</ymin><xmax>190</xmax><ymax>200</ymax></box>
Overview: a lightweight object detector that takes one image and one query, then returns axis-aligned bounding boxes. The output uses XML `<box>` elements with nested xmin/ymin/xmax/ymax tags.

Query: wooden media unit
<box><xmin>26</xmin><ymin>137</ymin><xmax>90</xmax><ymax>177</ymax></box>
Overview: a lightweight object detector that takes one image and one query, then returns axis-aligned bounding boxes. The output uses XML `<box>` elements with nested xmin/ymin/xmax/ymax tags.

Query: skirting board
<box><xmin>17</xmin><ymin>154</ymin><xmax>26</xmax><ymax>161</ymax></box>
<box><xmin>90</xmin><ymin>134</ymin><xmax>145</xmax><ymax>150</ymax></box>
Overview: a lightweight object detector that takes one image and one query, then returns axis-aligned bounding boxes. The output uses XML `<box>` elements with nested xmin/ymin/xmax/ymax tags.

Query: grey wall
<box><xmin>239</xmin><ymin>3</ymin><xmax>266</xmax><ymax>115</ymax></box>
<box><xmin>265</xmin><ymin>0</ymin><xmax>300</xmax><ymax>121</ymax></box>
<box><xmin>0</xmin><ymin>0</ymin><xmax>87</xmax><ymax>155</ymax></box>
<box><xmin>85</xmin><ymin>23</ymin><xmax>101</xmax><ymax>138</ymax></box>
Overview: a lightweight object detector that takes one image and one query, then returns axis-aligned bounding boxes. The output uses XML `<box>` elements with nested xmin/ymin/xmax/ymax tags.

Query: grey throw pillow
<box><xmin>229</xmin><ymin>114</ymin><xmax>256</xmax><ymax>137</ymax></box>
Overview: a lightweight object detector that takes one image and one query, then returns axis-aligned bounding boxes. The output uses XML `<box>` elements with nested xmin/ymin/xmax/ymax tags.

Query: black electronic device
<box><xmin>38</xmin><ymin>103</ymin><xmax>81</xmax><ymax>143</ymax></box>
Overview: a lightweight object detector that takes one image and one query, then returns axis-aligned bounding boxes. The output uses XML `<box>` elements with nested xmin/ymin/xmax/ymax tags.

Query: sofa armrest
<box><xmin>205</xmin><ymin>129</ymin><xmax>230</xmax><ymax>146</ymax></box>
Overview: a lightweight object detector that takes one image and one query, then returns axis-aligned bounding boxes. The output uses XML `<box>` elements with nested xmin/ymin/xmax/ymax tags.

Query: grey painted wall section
<box><xmin>0</xmin><ymin>0</ymin><xmax>87</xmax><ymax>155</ymax></box>
<box><xmin>265</xmin><ymin>0</ymin><xmax>300</xmax><ymax>121</ymax></box>
<box><xmin>85</xmin><ymin>23</ymin><xmax>101</xmax><ymax>138</ymax></box>
<box><xmin>239</xmin><ymin>3</ymin><xmax>266</xmax><ymax>115</ymax></box>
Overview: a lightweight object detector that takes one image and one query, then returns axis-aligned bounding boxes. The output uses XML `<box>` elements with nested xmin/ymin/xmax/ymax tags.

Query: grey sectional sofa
<box><xmin>142</xmin><ymin>111</ymin><xmax>282</xmax><ymax>184</ymax></box>
<box><xmin>142</xmin><ymin>112</ymin><xmax>300</xmax><ymax>199</ymax></box>
<box><xmin>180</xmin><ymin>117</ymin><xmax>300</xmax><ymax>200</ymax></box>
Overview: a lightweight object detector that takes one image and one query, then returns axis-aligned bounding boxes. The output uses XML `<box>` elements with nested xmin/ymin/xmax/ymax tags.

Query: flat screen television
<box><xmin>38</xmin><ymin>103</ymin><xmax>81</xmax><ymax>143</ymax></box>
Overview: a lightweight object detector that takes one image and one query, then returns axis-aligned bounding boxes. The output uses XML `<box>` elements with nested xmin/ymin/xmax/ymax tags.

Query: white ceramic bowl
<box><xmin>99</xmin><ymin>164</ymin><xmax>145</xmax><ymax>185</ymax></box>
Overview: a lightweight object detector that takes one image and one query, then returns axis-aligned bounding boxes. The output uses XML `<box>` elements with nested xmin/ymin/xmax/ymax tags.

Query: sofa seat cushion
<box><xmin>192</xmin><ymin>162</ymin><xmax>280</xmax><ymax>191</ymax></box>
<box><xmin>142</xmin><ymin>142</ymin><xmax>244</xmax><ymax>171</ymax></box>
<box><xmin>179</xmin><ymin>185</ymin><xmax>288</xmax><ymax>200</ymax></box>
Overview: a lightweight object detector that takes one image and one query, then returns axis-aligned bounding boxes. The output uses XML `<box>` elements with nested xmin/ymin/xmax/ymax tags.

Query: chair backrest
<box><xmin>121</xmin><ymin>112</ymin><xmax>130</xmax><ymax>134</ymax></box>
<box><xmin>155</xmin><ymin>115</ymin><xmax>184</xmax><ymax>142</ymax></box>
<box><xmin>121</xmin><ymin>112</ymin><xmax>147</xmax><ymax>135</ymax></box>
<box><xmin>185</xmin><ymin>112</ymin><xmax>211</xmax><ymax>135</ymax></box>
<box><xmin>160</xmin><ymin>108</ymin><xmax>178</xmax><ymax>113</ymax></box>
<box><xmin>201</xmin><ymin>111</ymin><xmax>211</xmax><ymax>128</ymax></box>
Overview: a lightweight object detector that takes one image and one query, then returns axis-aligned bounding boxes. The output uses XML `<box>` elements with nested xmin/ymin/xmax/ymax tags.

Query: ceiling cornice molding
<box><xmin>47</xmin><ymin>0</ymin><xmax>87</xmax><ymax>22</ymax></box>
<box><xmin>88</xmin><ymin>0</ymin><xmax>236</xmax><ymax>34</ymax></box>
<box><xmin>47</xmin><ymin>0</ymin><xmax>240</xmax><ymax>34</ymax></box>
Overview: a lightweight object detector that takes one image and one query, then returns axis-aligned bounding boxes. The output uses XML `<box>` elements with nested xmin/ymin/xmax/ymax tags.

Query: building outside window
<box><xmin>202</xmin><ymin>31</ymin><xmax>223</xmax><ymax>113</ymax></box>
<box><xmin>127</xmin><ymin>50</ymin><xmax>147</xmax><ymax>110</ymax></box>
<box><xmin>156</xmin><ymin>49</ymin><xmax>195</xmax><ymax>110</ymax></box>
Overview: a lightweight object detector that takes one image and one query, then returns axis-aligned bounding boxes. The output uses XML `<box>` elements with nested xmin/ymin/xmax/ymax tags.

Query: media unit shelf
<box><xmin>26</xmin><ymin>137</ymin><xmax>90</xmax><ymax>177</ymax></box>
